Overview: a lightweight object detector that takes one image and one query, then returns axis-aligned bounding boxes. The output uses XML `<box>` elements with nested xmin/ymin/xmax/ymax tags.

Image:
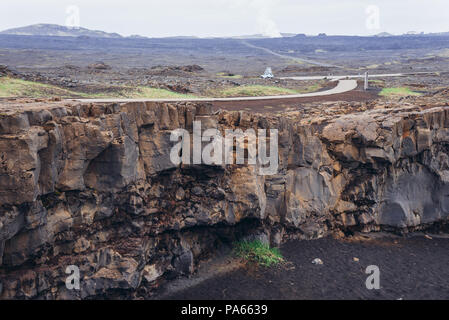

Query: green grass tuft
<box><xmin>233</xmin><ymin>240</ymin><xmax>284</xmax><ymax>267</ymax></box>
<box><xmin>0</xmin><ymin>76</ymin><xmax>198</xmax><ymax>99</ymax></box>
<box><xmin>0</xmin><ymin>77</ymin><xmax>77</xmax><ymax>98</ymax></box>
<box><xmin>130</xmin><ymin>86</ymin><xmax>198</xmax><ymax>99</ymax></box>
<box><xmin>207</xmin><ymin>82</ymin><xmax>325</xmax><ymax>98</ymax></box>
<box><xmin>379</xmin><ymin>87</ymin><xmax>422</xmax><ymax>97</ymax></box>
<box><xmin>219</xmin><ymin>85</ymin><xmax>298</xmax><ymax>97</ymax></box>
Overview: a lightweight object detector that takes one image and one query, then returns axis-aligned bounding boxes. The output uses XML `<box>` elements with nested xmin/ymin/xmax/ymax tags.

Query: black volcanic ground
<box><xmin>165</xmin><ymin>235</ymin><xmax>449</xmax><ymax>300</ymax></box>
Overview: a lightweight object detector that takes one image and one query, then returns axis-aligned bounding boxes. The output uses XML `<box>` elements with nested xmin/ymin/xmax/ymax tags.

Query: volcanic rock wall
<box><xmin>0</xmin><ymin>99</ymin><xmax>449</xmax><ymax>299</ymax></box>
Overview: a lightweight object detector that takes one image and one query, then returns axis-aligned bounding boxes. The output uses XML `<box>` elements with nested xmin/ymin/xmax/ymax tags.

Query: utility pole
<box><xmin>364</xmin><ymin>72</ymin><xmax>369</xmax><ymax>91</ymax></box>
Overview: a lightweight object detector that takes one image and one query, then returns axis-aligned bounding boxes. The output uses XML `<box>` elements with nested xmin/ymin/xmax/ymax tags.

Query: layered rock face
<box><xmin>0</xmin><ymin>99</ymin><xmax>449</xmax><ymax>299</ymax></box>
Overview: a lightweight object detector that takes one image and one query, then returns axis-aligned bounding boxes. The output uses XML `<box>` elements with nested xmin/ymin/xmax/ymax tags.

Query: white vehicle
<box><xmin>261</xmin><ymin>67</ymin><xmax>274</xmax><ymax>79</ymax></box>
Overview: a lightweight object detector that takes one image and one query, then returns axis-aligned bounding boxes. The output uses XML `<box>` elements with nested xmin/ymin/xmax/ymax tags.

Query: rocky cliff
<box><xmin>0</xmin><ymin>98</ymin><xmax>449</xmax><ymax>299</ymax></box>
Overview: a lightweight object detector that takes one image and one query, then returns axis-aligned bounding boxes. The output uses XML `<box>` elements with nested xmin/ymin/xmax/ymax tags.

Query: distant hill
<box><xmin>427</xmin><ymin>32</ymin><xmax>449</xmax><ymax>36</ymax></box>
<box><xmin>163</xmin><ymin>36</ymin><xmax>200</xmax><ymax>39</ymax></box>
<box><xmin>128</xmin><ymin>34</ymin><xmax>148</xmax><ymax>39</ymax></box>
<box><xmin>0</xmin><ymin>24</ymin><xmax>447</xmax><ymax>40</ymax></box>
<box><xmin>374</xmin><ymin>32</ymin><xmax>393</xmax><ymax>37</ymax></box>
<box><xmin>0</xmin><ymin>24</ymin><xmax>123</xmax><ymax>38</ymax></box>
<box><xmin>228</xmin><ymin>34</ymin><xmax>273</xmax><ymax>39</ymax></box>
<box><xmin>280</xmin><ymin>33</ymin><xmax>297</xmax><ymax>38</ymax></box>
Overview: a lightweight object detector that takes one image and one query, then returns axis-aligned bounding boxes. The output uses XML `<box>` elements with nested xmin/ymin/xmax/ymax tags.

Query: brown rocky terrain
<box><xmin>0</xmin><ymin>93</ymin><xmax>449</xmax><ymax>299</ymax></box>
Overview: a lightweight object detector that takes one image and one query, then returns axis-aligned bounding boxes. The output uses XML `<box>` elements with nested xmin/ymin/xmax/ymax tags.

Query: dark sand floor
<box><xmin>164</xmin><ymin>235</ymin><xmax>449</xmax><ymax>300</ymax></box>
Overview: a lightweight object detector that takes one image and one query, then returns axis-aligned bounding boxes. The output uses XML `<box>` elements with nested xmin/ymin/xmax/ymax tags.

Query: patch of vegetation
<box><xmin>233</xmin><ymin>240</ymin><xmax>284</xmax><ymax>267</ymax></box>
<box><xmin>299</xmin><ymin>83</ymin><xmax>324</xmax><ymax>93</ymax></box>
<box><xmin>437</xmin><ymin>49</ymin><xmax>449</xmax><ymax>58</ymax></box>
<box><xmin>207</xmin><ymin>81</ymin><xmax>326</xmax><ymax>98</ymax></box>
<box><xmin>0</xmin><ymin>77</ymin><xmax>197</xmax><ymax>99</ymax></box>
<box><xmin>0</xmin><ymin>77</ymin><xmax>76</xmax><ymax>98</ymax></box>
<box><xmin>379</xmin><ymin>87</ymin><xmax>422</xmax><ymax>97</ymax></box>
<box><xmin>218</xmin><ymin>85</ymin><xmax>298</xmax><ymax>97</ymax></box>
<box><xmin>288</xmin><ymin>59</ymin><xmax>306</xmax><ymax>65</ymax></box>
<box><xmin>369</xmin><ymin>79</ymin><xmax>385</xmax><ymax>88</ymax></box>
<box><xmin>108</xmin><ymin>86</ymin><xmax>198</xmax><ymax>99</ymax></box>
<box><xmin>366</xmin><ymin>64</ymin><xmax>380</xmax><ymax>69</ymax></box>
<box><xmin>215</xmin><ymin>83</ymin><xmax>326</xmax><ymax>98</ymax></box>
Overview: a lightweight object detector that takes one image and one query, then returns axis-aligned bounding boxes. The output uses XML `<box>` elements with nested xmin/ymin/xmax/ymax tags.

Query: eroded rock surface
<box><xmin>0</xmin><ymin>98</ymin><xmax>448</xmax><ymax>299</ymax></box>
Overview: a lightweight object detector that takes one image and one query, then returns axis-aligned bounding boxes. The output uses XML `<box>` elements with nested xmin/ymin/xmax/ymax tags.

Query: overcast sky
<box><xmin>1</xmin><ymin>0</ymin><xmax>448</xmax><ymax>37</ymax></box>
